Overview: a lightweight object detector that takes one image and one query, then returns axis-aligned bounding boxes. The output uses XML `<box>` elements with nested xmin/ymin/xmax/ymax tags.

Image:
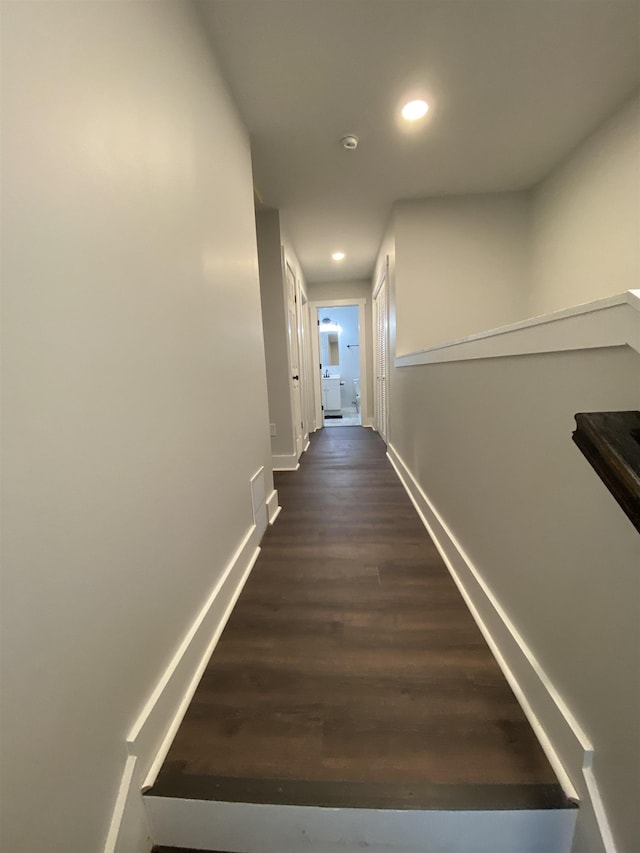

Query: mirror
<box><xmin>328</xmin><ymin>333</ymin><xmax>340</xmax><ymax>366</ymax></box>
<box><xmin>321</xmin><ymin>332</ymin><xmax>340</xmax><ymax>367</ymax></box>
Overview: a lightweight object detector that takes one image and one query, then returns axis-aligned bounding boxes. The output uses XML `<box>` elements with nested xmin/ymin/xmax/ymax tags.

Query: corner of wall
<box><xmin>529</xmin><ymin>92</ymin><xmax>640</xmax><ymax>316</ymax></box>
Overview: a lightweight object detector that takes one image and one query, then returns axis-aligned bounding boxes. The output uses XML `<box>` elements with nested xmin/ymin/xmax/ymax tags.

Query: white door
<box><xmin>299</xmin><ymin>288</ymin><xmax>315</xmax><ymax>439</ymax></box>
<box><xmin>374</xmin><ymin>273</ymin><xmax>389</xmax><ymax>443</ymax></box>
<box><xmin>286</xmin><ymin>263</ymin><xmax>303</xmax><ymax>459</ymax></box>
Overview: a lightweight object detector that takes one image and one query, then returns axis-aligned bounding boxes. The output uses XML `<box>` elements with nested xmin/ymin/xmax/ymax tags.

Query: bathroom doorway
<box><xmin>312</xmin><ymin>302</ymin><xmax>363</xmax><ymax>428</ymax></box>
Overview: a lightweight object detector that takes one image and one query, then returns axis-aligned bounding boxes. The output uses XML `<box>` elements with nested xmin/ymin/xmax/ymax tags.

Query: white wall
<box><xmin>530</xmin><ymin>93</ymin><xmax>640</xmax><ymax>316</ymax></box>
<box><xmin>0</xmin><ymin>4</ymin><xmax>273</xmax><ymax>852</ymax></box>
<box><xmin>394</xmin><ymin>193</ymin><xmax>530</xmax><ymax>354</ymax></box>
<box><xmin>307</xmin><ymin>280</ymin><xmax>374</xmax><ymax>425</ymax></box>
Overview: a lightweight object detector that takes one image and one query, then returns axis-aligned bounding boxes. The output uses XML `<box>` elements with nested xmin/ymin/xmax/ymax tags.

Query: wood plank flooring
<box><xmin>148</xmin><ymin>427</ymin><xmax>569</xmax><ymax>811</ymax></box>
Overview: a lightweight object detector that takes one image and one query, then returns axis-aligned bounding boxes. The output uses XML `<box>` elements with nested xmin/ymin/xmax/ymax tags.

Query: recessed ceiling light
<box><xmin>401</xmin><ymin>99</ymin><xmax>429</xmax><ymax>121</ymax></box>
<box><xmin>332</xmin><ymin>251</ymin><xmax>345</xmax><ymax>261</ymax></box>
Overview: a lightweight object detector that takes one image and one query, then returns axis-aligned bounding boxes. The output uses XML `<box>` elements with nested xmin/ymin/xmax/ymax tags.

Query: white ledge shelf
<box><xmin>395</xmin><ymin>290</ymin><xmax>640</xmax><ymax>367</ymax></box>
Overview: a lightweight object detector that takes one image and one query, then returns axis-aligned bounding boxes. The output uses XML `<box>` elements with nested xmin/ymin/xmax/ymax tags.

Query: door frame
<box><xmin>298</xmin><ymin>283</ymin><xmax>316</xmax><ymax>442</ymax></box>
<box><xmin>285</xmin><ymin>259</ymin><xmax>304</xmax><ymax>459</ymax></box>
<box><xmin>373</xmin><ymin>262</ymin><xmax>390</xmax><ymax>443</ymax></box>
<box><xmin>309</xmin><ymin>298</ymin><xmax>368</xmax><ymax>430</ymax></box>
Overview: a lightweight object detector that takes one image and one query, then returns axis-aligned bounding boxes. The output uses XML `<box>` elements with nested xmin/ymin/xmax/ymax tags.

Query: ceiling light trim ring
<box><xmin>340</xmin><ymin>135</ymin><xmax>359</xmax><ymax>150</ymax></box>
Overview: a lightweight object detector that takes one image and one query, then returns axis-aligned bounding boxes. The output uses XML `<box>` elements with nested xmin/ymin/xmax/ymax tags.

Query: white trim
<box><xmin>103</xmin><ymin>756</ymin><xmax>150</xmax><ymax>853</ymax></box>
<box><xmin>250</xmin><ymin>466</ymin><xmax>268</xmax><ymax>540</ymax></box>
<box><xmin>373</xmin><ymin>264</ymin><xmax>390</xmax><ymax>442</ymax></box>
<box><xmin>584</xmin><ymin>766</ymin><xmax>617</xmax><ymax>853</ymax></box>
<box><xmin>372</xmin><ymin>270</ymin><xmax>386</xmax><ymax>300</ymax></box>
<box><xmin>386</xmin><ymin>442</ymin><xmax>620</xmax><ymax>853</ymax></box>
<box><xmin>312</xmin><ymin>298</ymin><xmax>368</xmax><ymax>307</ymax></box>
<box><xmin>299</xmin><ymin>291</ymin><xmax>317</xmax><ymax>436</ymax></box>
<box><xmin>396</xmin><ymin>290</ymin><xmax>640</xmax><ymax>366</ymax></box>
<box><xmin>310</xmin><ymin>303</ymin><xmax>323</xmax><ymax>429</ymax></box>
<box><xmin>269</xmin><ymin>505</ymin><xmax>282</xmax><ymax>524</ymax></box>
<box><xmin>103</xmin><ymin>523</ymin><xmax>261</xmax><ymax>853</ymax></box>
<box><xmin>272</xmin><ymin>453</ymin><xmax>300</xmax><ymax>471</ymax></box>
<box><xmin>284</xmin><ymin>259</ymin><xmax>304</xmax><ymax>459</ymax></box>
<box><xmin>310</xmin><ymin>298</ymin><xmax>369</xmax><ymax>433</ymax></box>
<box><xmin>145</xmin><ymin>797</ymin><xmax>576</xmax><ymax>853</ymax></box>
<box><xmin>266</xmin><ymin>488</ymin><xmax>281</xmax><ymax>524</ymax></box>
<box><xmin>303</xmin><ymin>438</ymin><xmax>311</xmax><ymax>452</ymax></box>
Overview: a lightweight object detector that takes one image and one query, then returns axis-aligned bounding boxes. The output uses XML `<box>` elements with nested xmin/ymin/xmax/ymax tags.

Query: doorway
<box><xmin>313</xmin><ymin>302</ymin><xmax>363</xmax><ymax>428</ymax></box>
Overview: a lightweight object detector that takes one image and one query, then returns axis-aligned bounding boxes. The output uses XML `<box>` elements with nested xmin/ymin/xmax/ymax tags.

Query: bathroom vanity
<box><xmin>322</xmin><ymin>377</ymin><xmax>342</xmax><ymax>416</ymax></box>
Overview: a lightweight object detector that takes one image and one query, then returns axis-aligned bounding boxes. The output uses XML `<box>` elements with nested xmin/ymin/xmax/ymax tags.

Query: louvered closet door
<box><xmin>374</xmin><ymin>278</ymin><xmax>389</xmax><ymax>443</ymax></box>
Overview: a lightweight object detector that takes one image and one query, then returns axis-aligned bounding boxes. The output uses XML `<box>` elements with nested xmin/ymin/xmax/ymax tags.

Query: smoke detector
<box><xmin>340</xmin><ymin>135</ymin><xmax>359</xmax><ymax>150</ymax></box>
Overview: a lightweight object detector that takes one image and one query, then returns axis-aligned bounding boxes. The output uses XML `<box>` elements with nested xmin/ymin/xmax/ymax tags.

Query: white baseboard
<box><xmin>103</xmin><ymin>756</ymin><xmax>151</xmax><ymax>853</ymax></box>
<box><xmin>272</xmin><ymin>453</ymin><xmax>300</xmax><ymax>471</ymax></box>
<box><xmin>250</xmin><ymin>467</ymin><xmax>268</xmax><ymax>540</ymax></box>
<box><xmin>386</xmin><ymin>443</ymin><xmax>616</xmax><ymax>853</ymax></box>
<box><xmin>303</xmin><ymin>438</ymin><xmax>311</xmax><ymax>452</ymax></box>
<box><xmin>266</xmin><ymin>489</ymin><xmax>281</xmax><ymax>524</ymax></box>
<box><xmin>103</xmin><ymin>523</ymin><xmax>261</xmax><ymax>853</ymax></box>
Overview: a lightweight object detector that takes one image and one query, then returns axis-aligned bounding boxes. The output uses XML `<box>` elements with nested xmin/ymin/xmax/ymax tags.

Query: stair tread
<box><xmin>147</xmin><ymin>774</ymin><xmax>574</xmax><ymax>810</ymax></box>
<box><xmin>152</xmin><ymin>848</ymin><xmax>229</xmax><ymax>853</ymax></box>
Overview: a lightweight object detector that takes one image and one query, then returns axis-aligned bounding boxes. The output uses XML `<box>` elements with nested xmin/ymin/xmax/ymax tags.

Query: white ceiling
<box><xmin>199</xmin><ymin>1</ymin><xmax>640</xmax><ymax>283</ymax></box>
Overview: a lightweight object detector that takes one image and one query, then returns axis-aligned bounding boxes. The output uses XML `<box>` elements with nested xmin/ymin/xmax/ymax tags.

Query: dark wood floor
<box><xmin>148</xmin><ymin>427</ymin><xmax>569</xmax><ymax>810</ymax></box>
<box><xmin>152</xmin><ymin>849</ymin><xmax>228</xmax><ymax>853</ymax></box>
<box><xmin>152</xmin><ymin>849</ymin><xmax>227</xmax><ymax>853</ymax></box>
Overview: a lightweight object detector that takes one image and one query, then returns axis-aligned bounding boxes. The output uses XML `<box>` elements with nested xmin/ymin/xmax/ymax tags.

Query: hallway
<box><xmin>3</xmin><ymin>4</ymin><xmax>637</xmax><ymax>851</ymax></box>
<box><xmin>148</xmin><ymin>428</ymin><xmax>568</xmax><ymax>817</ymax></box>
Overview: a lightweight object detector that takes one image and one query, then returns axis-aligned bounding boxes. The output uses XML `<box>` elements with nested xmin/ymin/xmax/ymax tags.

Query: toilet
<box><xmin>353</xmin><ymin>378</ymin><xmax>361</xmax><ymax>412</ymax></box>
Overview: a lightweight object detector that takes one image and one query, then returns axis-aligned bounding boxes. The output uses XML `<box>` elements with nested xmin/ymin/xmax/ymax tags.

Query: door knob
<box><xmin>292</xmin><ymin>374</ymin><xmax>299</xmax><ymax>381</ymax></box>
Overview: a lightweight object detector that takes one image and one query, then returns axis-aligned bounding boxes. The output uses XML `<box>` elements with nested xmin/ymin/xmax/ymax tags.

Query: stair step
<box><xmin>145</xmin><ymin>430</ymin><xmax>578</xmax><ymax>853</ymax></box>
<box><xmin>145</xmin><ymin>796</ymin><xmax>577</xmax><ymax>853</ymax></box>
